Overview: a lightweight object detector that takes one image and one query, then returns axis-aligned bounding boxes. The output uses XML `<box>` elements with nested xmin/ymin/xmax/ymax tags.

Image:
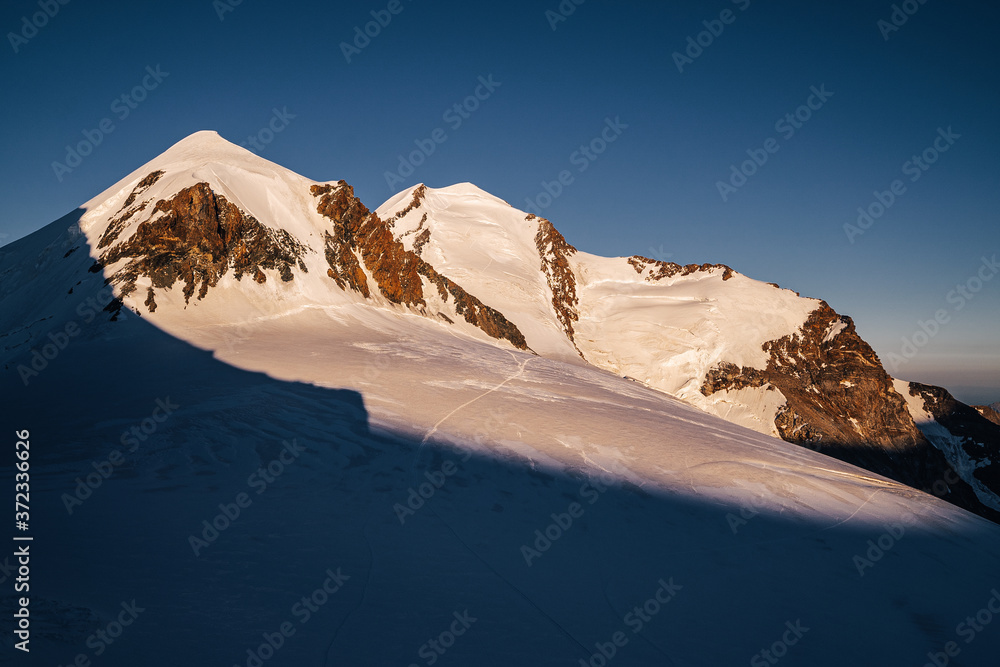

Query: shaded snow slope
<box><xmin>2</xmin><ymin>132</ymin><xmax>1000</xmax><ymax>665</ymax></box>
<box><xmin>4</xmin><ymin>286</ymin><xmax>1000</xmax><ymax>666</ymax></box>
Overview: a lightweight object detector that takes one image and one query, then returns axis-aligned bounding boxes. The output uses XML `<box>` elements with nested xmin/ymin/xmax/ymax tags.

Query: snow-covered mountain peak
<box><xmin>4</xmin><ymin>138</ymin><xmax>997</xmax><ymax>524</ymax></box>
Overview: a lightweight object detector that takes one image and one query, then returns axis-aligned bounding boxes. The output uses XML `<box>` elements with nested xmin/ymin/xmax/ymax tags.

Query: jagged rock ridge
<box><xmin>530</xmin><ymin>214</ymin><xmax>581</xmax><ymax>354</ymax></box>
<box><xmin>628</xmin><ymin>255</ymin><xmax>735</xmax><ymax>282</ymax></box>
<box><xmin>311</xmin><ymin>182</ymin><xmax>529</xmax><ymax>350</ymax></box>
<box><xmin>100</xmin><ymin>180</ymin><xmax>310</xmax><ymax>308</ymax></box>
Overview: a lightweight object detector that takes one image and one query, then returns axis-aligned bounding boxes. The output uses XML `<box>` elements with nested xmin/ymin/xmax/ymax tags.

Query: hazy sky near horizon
<box><xmin>1</xmin><ymin>0</ymin><xmax>997</xmax><ymax>403</ymax></box>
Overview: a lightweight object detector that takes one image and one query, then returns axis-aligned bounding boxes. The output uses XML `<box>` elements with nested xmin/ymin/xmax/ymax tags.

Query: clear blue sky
<box><xmin>2</xmin><ymin>0</ymin><xmax>997</xmax><ymax>403</ymax></box>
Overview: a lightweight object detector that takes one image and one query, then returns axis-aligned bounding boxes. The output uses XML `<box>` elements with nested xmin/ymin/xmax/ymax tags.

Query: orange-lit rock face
<box><xmin>101</xmin><ymin>179</ymin><xmax>308</xmax><ymax>305</ymax></box>
<box><xmin>697</xmin><ymin>302</ymin><xmax>1000</xmax><ymax>521</ymax></box>
<box><xmin>703</xmin><ymin>302</ymin><xmax>922</xmax><ymax>449</ymax></box>
<box><xmin>532</xmin><ymin>215</ymin><xmax>580</xmax><ymax>352</ymax></box>
<box><xmin>311</xmin><ymin>182</ymin><xmax>528</xmax><ymax>350</ymax></box>
<box><xmin>628</xmin><ymin>255</ymin><xmax>734</xmax><ymax>281</ymax></box>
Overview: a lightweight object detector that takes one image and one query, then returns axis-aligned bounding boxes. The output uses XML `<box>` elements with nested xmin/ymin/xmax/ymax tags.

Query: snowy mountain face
<box><xmin>973</xmin><ymin>402</ymin><xmax>1000</xmax><ymax>426</ymax></box>
<box><xmin>3</xmin><ymin>131</ymin><xmax>1000</xmax><ymax>664</ymax></box>
<box><xmin>4</xmin><ymin>131</ymin><xmax>998</xmax><ymax>522</ymax></box>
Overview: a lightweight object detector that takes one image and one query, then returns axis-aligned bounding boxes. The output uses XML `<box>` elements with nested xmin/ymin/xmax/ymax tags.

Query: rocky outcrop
<box><xmin>416</xmin><ymin>260</ymin><xmax>528</xmax><ymax>350</ymax></box>
<box><xmin>531</xmin><ymin>215</ymin><xmax>581</xmax><ymax>352</ymax></box>
<box><xmin>412</xmin><ymin>227</ymin><xmax>431</xmax><ymax>257</ymax></box>
<box><xmin>700</xmin><ymin>302</ymin><xmax>1000</xmax><ymax>521</ymax></box>
<box><xmin>900</xmin><ymin>383</ymin><xmax>1000</xmax><ymax>518</ymax></box>
<box><xmin>98</xmin><ymin>171</ymin><xmax>165</xmax><ymax>249</ymax></box>
<box><xmin>974</xmin><ymin>404</ymin><xmax>1000</xmax><ymax>426</ymax></box>
<box><xmin>384</xmin><ymin>184</ymin><xmax>427</xmax><ymax>226</ymax></box>
<box><xmin>312</xmin><ymin>182</ymin><xmax>528</xmax><ymax>350</ymax></box>
<box><xmin>763</xmin><ymin>304</ymin><xmax>919</xmax><ymax>450</ymax></box>
<box><xmin>100</xmin><ymin>181</ymin><xmax>309</xmax><ymax>305</ymax></box>
<box><xmin>913</xmin><ymin>385</ymin><xmax>1000</xmax><ymax>447</ymax></box>
<box><xmin>628</xmin><ymin>255</ymin><xmax>734</xmax><ymax>281</ymax></box>
<box><xmin>313</xmin><ymin>182</ymin><xmax>424</xmax><ymax>305</ymax></box>
<box><xmin>702</xmin><ymin>303</ymin><xmax>923</xmax><ymax>448</ymax></box>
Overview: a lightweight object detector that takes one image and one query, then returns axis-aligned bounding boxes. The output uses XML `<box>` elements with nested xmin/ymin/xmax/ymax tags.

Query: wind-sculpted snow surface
<box><xmin>3</xmin><ymin>132</ymin><xmax>1000</xmax><ymax>665</ymax></box>
<box><xmin>3</xmin><ymin>278</ymin><xmax>1000</xmax><ymax>665</ymax></box>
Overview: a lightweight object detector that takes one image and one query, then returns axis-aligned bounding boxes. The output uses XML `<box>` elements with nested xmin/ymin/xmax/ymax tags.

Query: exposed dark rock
<box><xmin>100</xmin><ymin>182</ymin><xmax>309</xmax><ymax>307</ymax></box>
<box><xmin>533</xmin><ymin>216</ymin><xmax>581</xmax><ymax>352</ymax></box>
<box><xmin>311</xmin><ymin>182</ymin><xmax>528</xmax><ymax>350</ymax></box>
<box><xmin>906</xmin><ymin>383</ymin><xmax>1000</xmax><ymax>509</ymax></box>
<box><xmin>312</xmin><ymin>182</ymin><xmax>423</xmax><ymax>305</ymax></box>
<box><xmin>973</xmin><ymin>404</ymin><xmax>1000</xmax><ymax>426</ymax></box>
<box><xmin>99</xmin><ymin>170</ymin><xmax>164</xmax><ymax>249</ymax></box>
<box><xmin>103</xmin><ymin>296</ymin><xmax>125</xmax><ymax>321</ymax></box>
<box><xmin>413</xmin><ymin>227</ymin><xmax>431</xmax><ymax>257</ymax></box>
<box><xmin>701</xmin><ymin>301</ymin><xmax>1000</xmax><ymax>521</ymax></box>
<box><xmin>384</xmin><ymin>184</ymin><xmax>427</xmax><ymax>226</ymax></box>
<box><xmin>628</xmin><ymin>255</ymin><xmax>734</xmax><ymax>281</ymax></box>
<box><xmin>123</xmin><ymin>170</ymin><xmax>163</xmax><ymax>208</ymax></box>
<box><xmin>416</xmin><ymin>260</ymin><xmax>528</xmax><ymax>350</ymax></box>
<box><xmin>913</xmin><ymin>384</ymin><xmax>1000</xmax><ymax>447</ymax></box>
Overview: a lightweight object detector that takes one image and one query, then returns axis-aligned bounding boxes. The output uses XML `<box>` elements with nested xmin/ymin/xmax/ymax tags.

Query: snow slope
<box><xmin>378</xmin><ymin>182</ymin><xmax>818</xmax><ymax>436</ymax></box>
<box><xmin>25</xmin><ymin>132</ymin><xmax>823</xmax><ymax>439</ymax></box>
<box><xmin>3</xmin><ymin>131</ymin><xmax>1000</xmax><ymax>665</ymax></box>
<box><xmin>5</xmin><ymin>284</ymin><xmax>1000</xmax><ymax>666</ymax></box>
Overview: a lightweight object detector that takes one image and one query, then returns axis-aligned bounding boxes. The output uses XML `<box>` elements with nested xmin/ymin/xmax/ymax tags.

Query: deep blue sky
<box><xmin>2</xmin><ymin>0</ymin><xmax>997</xmax><ymax>403</ymax></box>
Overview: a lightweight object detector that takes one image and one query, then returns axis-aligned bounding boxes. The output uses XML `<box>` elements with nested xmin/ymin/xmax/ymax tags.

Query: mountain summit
<box><xmin>4</xmin><ymin>131</ymin><xmax>1000</xmax><ymax>665</ymax></box>
<box><xmin>4</xmin><ymin>131</ymin><xmax>998</xmax><ymax>520</ymax></box>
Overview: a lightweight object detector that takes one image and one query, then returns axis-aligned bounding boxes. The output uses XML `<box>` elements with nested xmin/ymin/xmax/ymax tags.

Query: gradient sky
<box><xmin>2</xmin><ymin>0</ymin><xmax>997</xmax><ymax>403</ymax></box>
